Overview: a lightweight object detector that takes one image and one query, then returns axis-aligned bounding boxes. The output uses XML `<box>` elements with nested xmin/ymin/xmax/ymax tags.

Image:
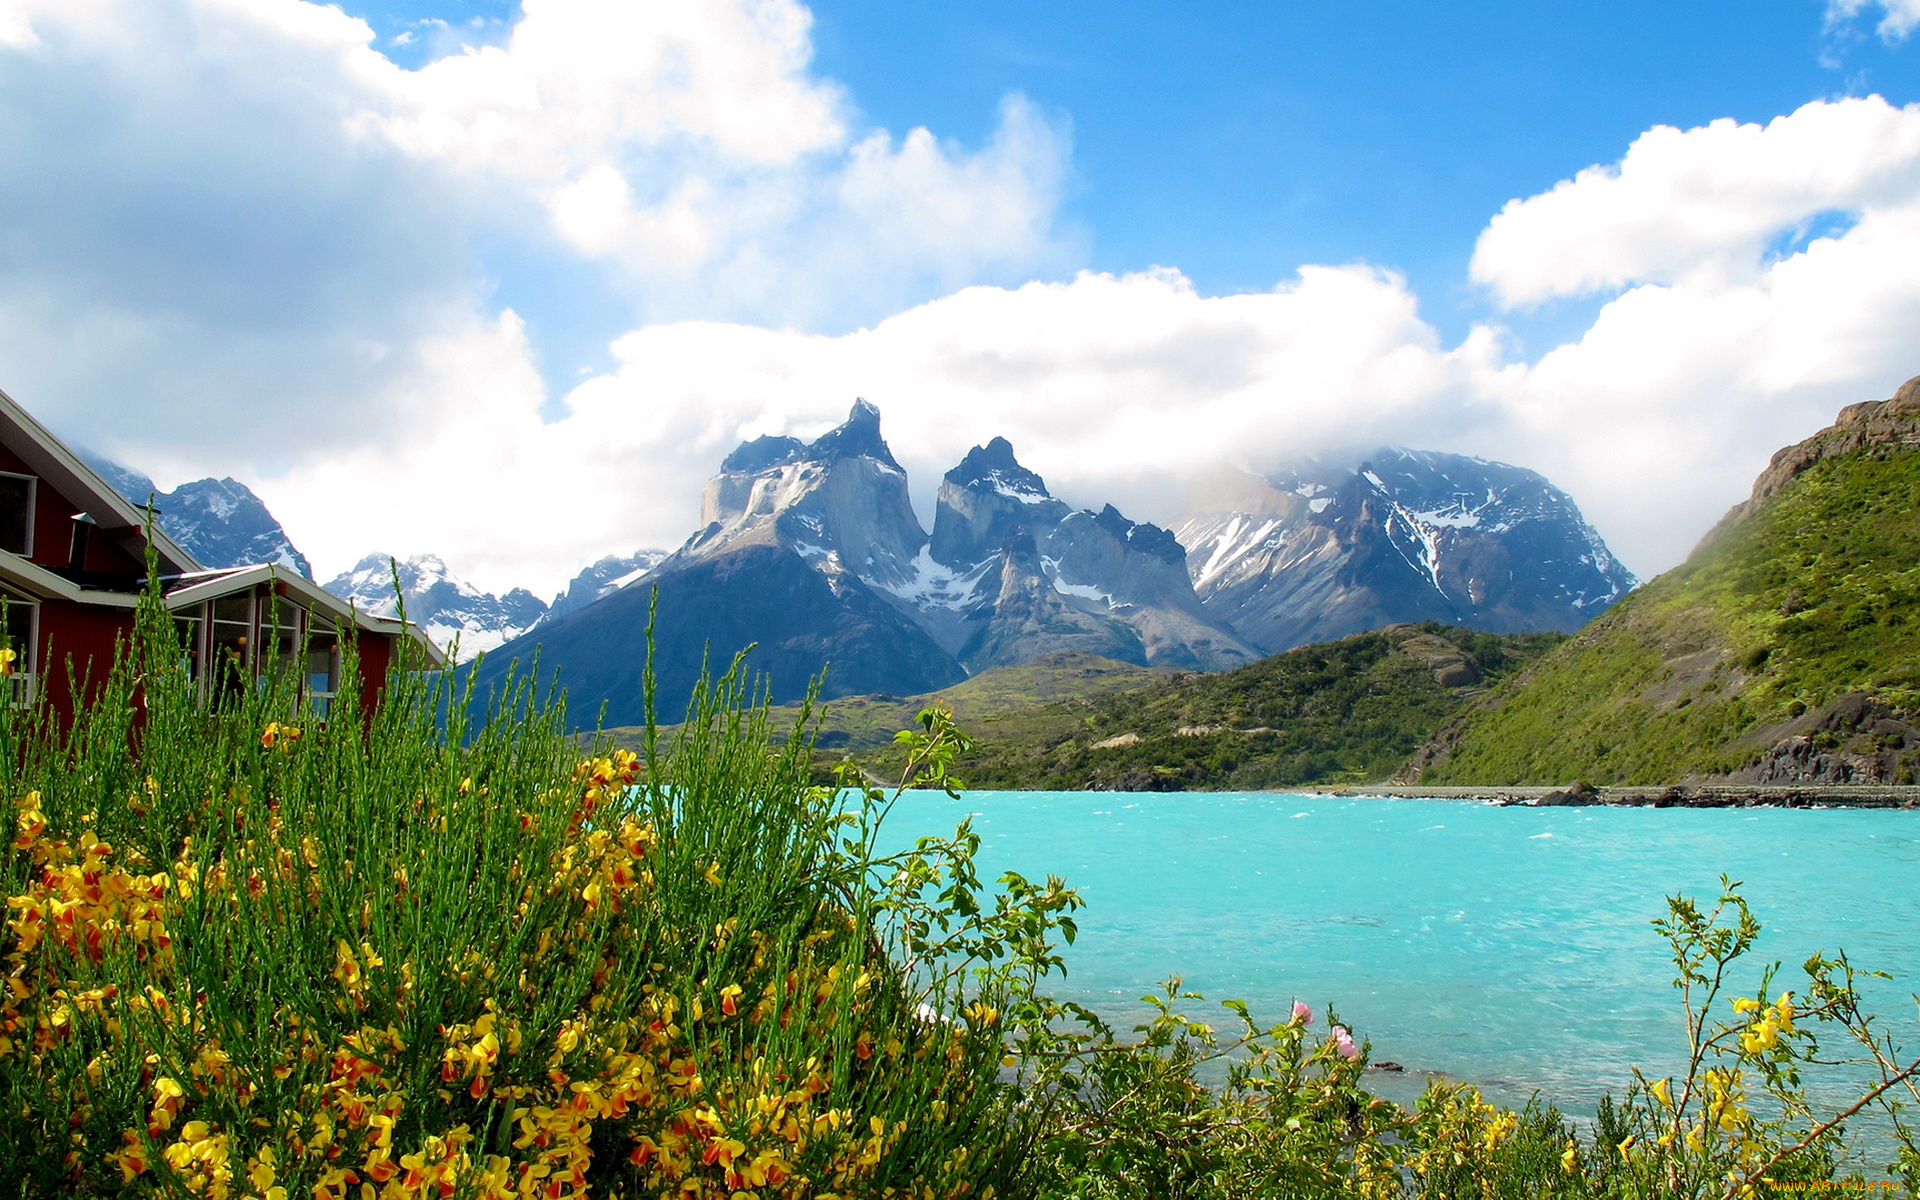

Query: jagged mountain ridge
<box><xmin>84</xmin><ymin>448</ymin><xmax>673</xmax><ymax>655</ymax></box>
<box><xmin>84</xmin><ymin>454</ymin><xmax>313</xmax><ymax>578</ymax></box>
<box><xmin>1177</xmin><ymin>448</ymin><xmax>1634</xmax><ymax>654</ymax></box>
<box><xmin>324</xmin><ymin>554</ymin><xmax>550</xmax><ymax>657</ymax></box>
<box><xmin>911</xmin><ymin>437</ymin><xmax>1257</xmax><ymax>671</ymax></box>
<box><xmin>543</xmin><ymin>550</ymin><xmax>670</xmax><ymax>623</ymax></box>
<box><xmin>484</xmin><ymin>402</ymin><xmax>969</xmax><ymax>715</ymax></box>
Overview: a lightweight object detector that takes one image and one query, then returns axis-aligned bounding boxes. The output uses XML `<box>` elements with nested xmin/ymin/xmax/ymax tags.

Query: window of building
<box><xmin>0</xmin><ymin>473</ymin><xmax>34</xmax><ymax>557</ymax></box>
<box><xmin>1</xmin><ymin>591</ymin><xmax>35</xmax><ymax>706</ymax></box>
<box><xmin>257</xmin><ymin>595</ymin><xmax>302</xmax><ymax>694</ymax></box>
<box><xmin>209</xmin><ymin>594</ymin><xmax>251</xmax><ymax>698</ymax></box>
<box><xmin>307</xmin><ymin>614</ymin><xmax>339</xmax><ymax>718</ymax></box>
<box><xmin>174</xmin><ymin>610</ymin><xmax>204</xmax><ymax>680</ymax></box>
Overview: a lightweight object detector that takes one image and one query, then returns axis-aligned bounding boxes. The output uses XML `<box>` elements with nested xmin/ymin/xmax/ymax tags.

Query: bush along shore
<box><xmin>0</xmin><ymin>578</ymin><xmax>1917</xmax><ymax>1198</ymax></box>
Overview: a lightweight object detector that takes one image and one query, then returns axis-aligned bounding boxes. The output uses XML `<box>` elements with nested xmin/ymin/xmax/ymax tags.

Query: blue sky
<box><xmin>3</xmin><ymin>0</ymin><xmax>1920</xmax><ymax>592</ymax></box>
<box><xmin>335</xmin><ymin>0</ymin><xmax>1919</xmax><ymax>355</ymax></box>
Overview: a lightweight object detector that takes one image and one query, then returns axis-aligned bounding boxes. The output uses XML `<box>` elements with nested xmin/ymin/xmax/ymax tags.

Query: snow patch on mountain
<box><xmin>1177</xmin><ymin>447</ymin><xmax>1637</xmax><ymax>654</ymax></box>
<box><xmin>542</xmin><ymin>550</ymin><xmax>669</xmax><ymax>623</ymax></box>
<box><xmin>80</xmin><ymin>451</ymin><xmax>313</xmax><ymax>577</ymax></box>
<box><xmin>874</xmin><ymin>547</ymin><xmax>996</xmax><ymax>612</ymax></box>
<box><xmin>324</xmin><ymin>554</ymin><xmax>548</xmax><ymax>658</ymax></box>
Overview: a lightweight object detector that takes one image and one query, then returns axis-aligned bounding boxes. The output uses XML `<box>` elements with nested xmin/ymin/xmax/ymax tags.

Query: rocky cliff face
<box><xmin>689</xmin><ymin>399</ymin><xmax>926</xmax><ymax>592</ymax></box>
<box><xmin>1177</xmin><ymin>449</ymin><xmax>1634</xmax><ymax>654</ymax></box>
<box><xmin>482</xmin><ymin>401</ymin><xmax>969</xmax><ymax>710</ymax></box>
<box><xmin>914</xmin><ymin>441</ymin><xmax>1257</xmax><ymax>671</ymax></box>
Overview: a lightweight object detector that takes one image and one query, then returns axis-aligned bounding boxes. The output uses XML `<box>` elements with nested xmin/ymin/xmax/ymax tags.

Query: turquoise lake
<box><xmin>874</xmin><ymin>790</ymin><xmax>1920</xmax><ymax>1122</ymax></box>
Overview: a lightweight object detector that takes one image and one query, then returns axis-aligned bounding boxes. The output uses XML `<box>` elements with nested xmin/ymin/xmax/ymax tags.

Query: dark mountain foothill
<box><xmin>493</xmin><ymin>542</ymin><xmax>965</xmax><ymax>727</ymax></box>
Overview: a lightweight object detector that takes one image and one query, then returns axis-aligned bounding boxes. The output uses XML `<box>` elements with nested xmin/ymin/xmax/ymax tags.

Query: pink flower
<box><xmin>1291</xmin><ymin>1001</ymin><xmax>1314</xmax><ymax>1026</ymax></box>
<box><xmin>1332</xmin><ymin>1025</ymin><xmax>1360</xmax><ymax>1061</ymax></box>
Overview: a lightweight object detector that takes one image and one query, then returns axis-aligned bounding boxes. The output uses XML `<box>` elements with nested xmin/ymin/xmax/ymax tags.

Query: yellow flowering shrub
<box><xmin>0</xmin><ymin>591</ymin><xmax>1042</xmax><ymax>1199</ymax></box>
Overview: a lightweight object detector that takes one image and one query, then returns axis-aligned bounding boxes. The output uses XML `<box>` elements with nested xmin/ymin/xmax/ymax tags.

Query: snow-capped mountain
<box><xmin>482</xmin><ymin>401</ymin><xmax>967</xmax><ymax>720</ymax></box>
<box><xmin>480</xmin><ymin>403</ymin><xmax>1259</xmax><ymax>720</ymax></box>
<box><xmin>324</xmin><ymin>554</ymin><xmax>548</xmax><ymax>658</ymax></box>
<box><xmin>909</xmin><ymin>437</ymin><xmax>1257</xmax><ymax>671</ymax></box>
<box><xmin>82</xmin><ymin>454</ymin><xmax>312</xmax><ymax>577</ymax></box>
<box><xmin>542</xmin><ymin>549</ymin><xmax>670</xmax><ymax>623</ymax></box>
<box><xmin>1177</xmin><ymin>448</ymin><xmax>1636</xmax><ymax>654</ymax></box>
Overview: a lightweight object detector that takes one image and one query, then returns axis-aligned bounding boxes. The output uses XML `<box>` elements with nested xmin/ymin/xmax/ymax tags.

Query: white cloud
<box><xmin>1827</xmin><ymin>0</ymin><xmax>1920</xmax><ymax>42</ymax></box>
<box><xmin>293</xmin><ymin>91</ymin><xmax>1920</xmax><ymax>597</ymax></box>
<box><xmin>257</xmin><ymin>266</ymin><xmax>1516</xmax><ymax>595</ymax></box>
<box><xmin>0</xmin><ymin>0</ymin><xmax>1073</xmax><ymax>479</ymax></box>
<box><xmin>1462</xmin><ymin>96</ymin><xmax>1920</xmax><ymax>574</ymax></box>
<box><xmin>1470</xmin><ymin>96</ymin><xmax>1920</xmax><ymax>308</ymax></box>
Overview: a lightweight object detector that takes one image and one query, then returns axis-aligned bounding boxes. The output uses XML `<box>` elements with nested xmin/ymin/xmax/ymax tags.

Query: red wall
<box><xmin>35</xmin><ymin>601</ymin><xmax>136</xmax><ymax>729</ymax></box>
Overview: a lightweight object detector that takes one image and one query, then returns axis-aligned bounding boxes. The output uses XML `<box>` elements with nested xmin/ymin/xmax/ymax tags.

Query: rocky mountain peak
<box><xmin>690</xmin><ymin>399</ymin><xmax>924</xmax><ymax>590</ymax></box>
<box><xmin>806</xmin><ymin>399</ymin><xmax>900</xmax><ymax>470</ymax></box>
<box><xmin>719</xmin><ymin>435</ymin><xmax>806</xmax><ymax>475</ymax></box>
<box><xmin>324</xmin><ymin>553</ymin><xmax>549</xmax><ymax>658</ymax></box>
<box><xmin>81</xmin><ymin>452</ymin><xmax>313</xmax><ymax>577</ymax></box>
<box><xmin>930</xmin><ymin>437</ymin><xmax>1067</xmax><ymax>568</ymax></box>
<box><xmin>946</xmin><ymin>437</ymin><xmax>1050</xmax><ymax>496</ymax></box>
<box><xmin>1708</xmin><ymin>375</ymin><xmax>1920</xmax><ymax>543</ymax></box>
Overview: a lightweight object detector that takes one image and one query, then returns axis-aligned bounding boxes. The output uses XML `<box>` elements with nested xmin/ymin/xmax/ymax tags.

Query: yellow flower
<box><xmin>1560</xmin><ymin>1141</ymin><xmax>1578</xmax><ymax>1173</ymax></box>
<box><xmin>1650</xmin><ymin>1077</ymin><xmax>1673</xmax><ymax>1108</ymax></box>
<box><xmin>0</xmin><ymin>647</ymin><xmax>15</xmax><ymax>677</ymax></box>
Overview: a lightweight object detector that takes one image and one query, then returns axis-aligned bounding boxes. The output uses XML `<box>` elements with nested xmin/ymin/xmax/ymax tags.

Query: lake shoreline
<box><xmin>1314</xmin><ymin>783</ymin><xmax>1920</xmax><ymax>808</ymax></box>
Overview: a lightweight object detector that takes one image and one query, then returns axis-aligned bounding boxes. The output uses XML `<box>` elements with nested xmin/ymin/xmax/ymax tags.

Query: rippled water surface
<box><xmin>875</xmin><ymin>791</ymin><xmax>1920</xmax><ymax>1116</ymax></box>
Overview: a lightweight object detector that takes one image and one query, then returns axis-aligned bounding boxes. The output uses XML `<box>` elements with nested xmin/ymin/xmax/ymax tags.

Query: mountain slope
<box><xmin>953</xmin><ymin>624</ymin><xmax>1563</xmax><ymax>791</ymax></box>
<box><xmin>1178</xmin><ymin>449</ymin><xmax>1633</xmax><ymax>654</ymax></box>
<box><xmin>1415</xmin><ymin>376</ymin><xmax>1920</xmax><ymax>785</ymax></box>
<box><xmin>491</xmin><ymin>542</ymin><xmax>965</xmax><ymax>726</ymax></box>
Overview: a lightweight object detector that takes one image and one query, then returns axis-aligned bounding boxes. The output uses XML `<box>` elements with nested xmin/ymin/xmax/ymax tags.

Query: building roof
<box><xmin>0</xmin><ymin>384</ymin><xmax>201</xmax><ymax>576</ymax></box>
<box><xmin>164</xmin><ymin>564</ymin><xmax>449</xmax><ymax>669</ymax></box>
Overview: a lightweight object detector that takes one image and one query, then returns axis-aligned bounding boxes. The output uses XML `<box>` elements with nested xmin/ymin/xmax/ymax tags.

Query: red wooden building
<box><xmin>0</xmin><ymin>386</ymin><xmax>442</xmax><ymax>725</ymax></box>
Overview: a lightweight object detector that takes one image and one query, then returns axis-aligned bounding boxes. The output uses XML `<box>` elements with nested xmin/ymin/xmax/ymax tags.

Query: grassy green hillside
<box><xmin>951</xmin><ymin>625</ymin><xmax>1562</xmax><ymax>790</ymax></box>
<box><xmin>1424</xmin><ymin>445</ymin><xmax>1920</xmax><ymax>784</ymax></box>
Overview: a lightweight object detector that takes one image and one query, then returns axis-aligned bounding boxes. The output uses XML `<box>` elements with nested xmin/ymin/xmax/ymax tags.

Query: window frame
<box><xmin>0</xmin><ymin>471</ymin><xmax>36</xmax><ymax>559</ymax></box>
<box><xmin>0</xmin><ymin>590</ymin><xmax>36</xmax><ymax>709</ymax></box>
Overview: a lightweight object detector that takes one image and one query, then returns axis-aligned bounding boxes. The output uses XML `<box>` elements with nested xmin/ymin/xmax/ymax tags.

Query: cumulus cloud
<box><xmin>1460</xmin><ymin>96</ymin><xmax>1920</xmax><ymax>574</ymax></box>
<box><xmin>0</xmin><ymin>0</ymin><xmax>1073</xmax><ymax>477</ymax></box>
<box><xmin>1470</xmin><ymin>96</ymin><xmax>1920</xmax><ymax>308</ymax></box>
<box><xmin>259</xmin><ymin>265</ymin><xmax>1514</xmax><ymax>595</ymax></box>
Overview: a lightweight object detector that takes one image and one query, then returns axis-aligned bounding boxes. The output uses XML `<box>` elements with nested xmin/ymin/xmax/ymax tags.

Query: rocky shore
<box><xmin>1320</xmin><ymin>783</ymin><xmax>1920</xmax><ymax>808</ymax></box>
